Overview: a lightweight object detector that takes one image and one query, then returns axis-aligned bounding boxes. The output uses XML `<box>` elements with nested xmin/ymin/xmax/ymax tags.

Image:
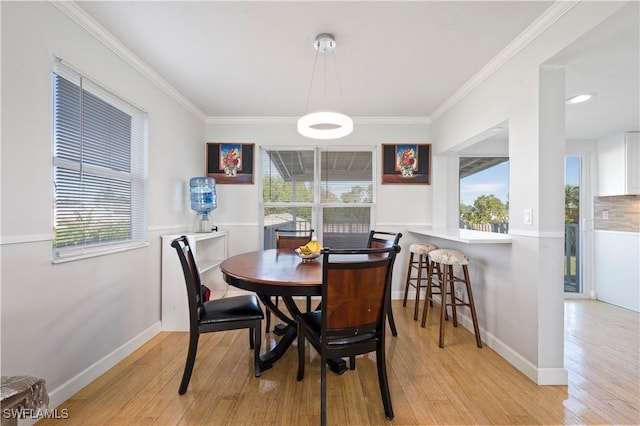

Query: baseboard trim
<box><xmin>393</xmin><ymin>292</ymin><xmax>568</xmax><ymax>385</ymax></box>
<box><xmin>536</xmin><ymin>367</ymin><xmax>569</xmax><ymax>385</ymax></box>
<box><xmin>47</xmin><ymin>322</ymin><xmax>161</xmax><ymax>410</ymax></box>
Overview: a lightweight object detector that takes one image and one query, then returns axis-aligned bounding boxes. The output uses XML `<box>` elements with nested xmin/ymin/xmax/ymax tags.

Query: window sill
<box><xmin>52</xmin><ymin>241</ymin><xmax>149</xmax><ymax>263</ymax></box>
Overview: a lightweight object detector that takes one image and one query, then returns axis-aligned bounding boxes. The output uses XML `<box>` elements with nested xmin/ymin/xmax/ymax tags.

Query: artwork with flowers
<box><xmin>220</xmin><ymin>144</ymin><xmax>242</xmax><ymax>176</ymax></box>
<box><xmin>206</xmin><ymin>142</ymin><xmax>254</xmax><ymax>184</ymax></box>
<box><xmin>382</xmin><ymin>143</ymin><xmax>431</xmax><ymax>184</ymax></box>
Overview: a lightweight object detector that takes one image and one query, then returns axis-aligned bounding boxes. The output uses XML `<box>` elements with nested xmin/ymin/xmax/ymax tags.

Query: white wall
<box><xmin>428</xmin><ymin>1</ymin><xmax>627</xmax><ymax>384</ymax></box>
<box><xmin>205</xmin><ymin>119</ymin><xmax>432</xmax><ymax>297</ymax></box>
<box><xmin>1</xmin><ymin>1</ymin><xmax>204</xmax><ymax>409</ymax></box>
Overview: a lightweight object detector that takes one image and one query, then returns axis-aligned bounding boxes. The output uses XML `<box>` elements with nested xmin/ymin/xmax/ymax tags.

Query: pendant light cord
<box><xmin>303</xmin><ymin>49</ymin><xmax>320</xmax><ymax>114</ymax></box>
<box><xmin>330</xmin><ymin>51</ymin><xmax>348</xmax><ymax>115</ymax></box>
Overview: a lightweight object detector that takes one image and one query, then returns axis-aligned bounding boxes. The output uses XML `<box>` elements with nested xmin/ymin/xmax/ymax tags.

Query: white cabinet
<box><xmin>161</xmin><ymin>231</ymin><xmax>228</xmax><ymax>331</ymax></box>
<box><xmin>598</xmin><ymin>131</ymin><xmax>640</xmax><ymax>195</ymax></box>
<box><xmin>594</xmin><ymin>230</ymin><xmax>640</xmax><ymax>312</ymax></box>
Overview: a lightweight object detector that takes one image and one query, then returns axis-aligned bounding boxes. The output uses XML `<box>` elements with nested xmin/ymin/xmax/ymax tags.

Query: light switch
<box><xmin>524</xmin><ymin>209</ymin><xmax>533</xmax><ymax>225</ymax></box>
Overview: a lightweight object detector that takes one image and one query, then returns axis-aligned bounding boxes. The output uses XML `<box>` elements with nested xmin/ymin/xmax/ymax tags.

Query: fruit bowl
<box><xmin>295</xmin><ymin>248</ymin><xmax>321</xmax><ymax>262</ymax></box>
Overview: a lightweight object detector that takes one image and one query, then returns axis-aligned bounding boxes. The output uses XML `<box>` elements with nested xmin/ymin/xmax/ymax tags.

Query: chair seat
<box><xmin>409</xmin><ymin>243</ymin><xmax>438</xmax><ymax>255</ymax></box>
<box><xmin>298</xmin><ymin>311</ymin><xmax>376</xmax><ymax>345</ymax></box>
<box><xmin>201</xmin><ymin>295</ymin><xmax>264</xmax><ymax>325</ymax></box>
<box><xmin>428</xmin><ymin>249</ymin><xmax>468</xmax><ymax>265</ymax></box>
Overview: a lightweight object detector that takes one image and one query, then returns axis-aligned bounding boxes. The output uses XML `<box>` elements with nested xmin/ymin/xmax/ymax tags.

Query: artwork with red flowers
<box><xmin>382</xmin><ymin>144</ymin><xmax>431</xmax><ymax>184</ymax></box>
<box><xmin>206</xmin><ymin>142</ymin><xmax>254</xmax><ymax>184</ymax></box>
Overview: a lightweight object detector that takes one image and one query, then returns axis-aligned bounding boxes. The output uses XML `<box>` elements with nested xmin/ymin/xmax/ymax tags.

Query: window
<box><xmin>261</xmin><ymin>147</ymin><xmax>374</xmax><ymax>248</ymax></box>
<box><xmin>459</xmin><ymin>157</ymin><xmax>509</xmax><ymax>234</ymax></box>
<box><xmin>53</xmin><ymin>62</ymin><xmax>147</xmax><ymax>261</ymax></box>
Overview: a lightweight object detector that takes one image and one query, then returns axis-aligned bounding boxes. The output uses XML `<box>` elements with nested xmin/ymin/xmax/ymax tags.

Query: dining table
<box><xmin>221</xmin><ymin>248</ymin><xmax>349</xmax><ymax>373</ymax></box>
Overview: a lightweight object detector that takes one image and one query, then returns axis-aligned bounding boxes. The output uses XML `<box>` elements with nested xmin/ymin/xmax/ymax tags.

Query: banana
<box><xmin>299</xmin><ymin>239</ymin><xmax>322</xmax><ymax>254</ymax></box>
<box><xmin>299</xmin><ymin>245</ymin><xmax>311</xmax><ymax>254</ymax></box>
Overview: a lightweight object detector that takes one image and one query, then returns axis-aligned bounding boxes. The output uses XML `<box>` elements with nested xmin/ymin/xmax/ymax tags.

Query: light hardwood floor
<box><xmin>38</xmin><ymin>299</ymin><xmax>639</xmax><ymax>425</ymax></box>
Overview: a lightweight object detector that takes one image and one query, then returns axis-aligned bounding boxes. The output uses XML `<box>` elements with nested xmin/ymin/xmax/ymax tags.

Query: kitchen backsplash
<box><xmin>594</xmin><ymin>195</ymin><xmax>640</xmax><ymax>232</ymax></box>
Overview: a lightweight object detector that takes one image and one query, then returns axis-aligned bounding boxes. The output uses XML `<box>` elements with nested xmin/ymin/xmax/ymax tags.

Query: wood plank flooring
<box><xmin>38</xmin><ymin>299</ymin><xmax>640</xmax><ymax>425</ymax></box>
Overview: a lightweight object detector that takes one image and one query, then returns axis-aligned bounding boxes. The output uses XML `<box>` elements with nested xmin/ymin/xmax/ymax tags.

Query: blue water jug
<box><xmin>190</xmin><ymin>177</ymin><xmax>217</xmax><ymax>213</ymax></box>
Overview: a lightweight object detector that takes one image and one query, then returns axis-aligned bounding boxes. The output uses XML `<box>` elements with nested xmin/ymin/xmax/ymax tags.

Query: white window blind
<box><xmin>53</xmin><ymin>62</ymin><xmax>147</xmax><ymax>261</ymax></box>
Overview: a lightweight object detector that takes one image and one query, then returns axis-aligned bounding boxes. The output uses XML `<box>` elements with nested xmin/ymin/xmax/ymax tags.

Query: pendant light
<box><xmin>297</xmin><ymin>33</ymin><xmax>353</xmax><ymax>139</ymax></box>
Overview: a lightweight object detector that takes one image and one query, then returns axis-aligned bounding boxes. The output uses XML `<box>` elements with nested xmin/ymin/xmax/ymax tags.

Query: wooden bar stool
<box><xmin>421</xmin><ymin>248</ymin><xmax>482</xmax><ymax>348</ymax></box>
<box><xmin>402</xmin><ymin>243</ymin><xmax>438</xmax><ymax>320</ymax></box>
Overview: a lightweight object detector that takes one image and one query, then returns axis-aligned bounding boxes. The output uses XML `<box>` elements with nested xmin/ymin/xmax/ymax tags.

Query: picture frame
<box><xmin>381</xmin><ymin>143</ymin><xmax>431</xmax><ymax>184</ymax></box>
<box><xmin>206</xmin><ymin>142</ymin><xmax>255</xmax><ymax>184</ymax></box>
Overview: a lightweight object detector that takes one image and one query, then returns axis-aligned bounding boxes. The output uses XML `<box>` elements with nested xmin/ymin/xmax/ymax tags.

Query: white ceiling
<box><xmin>76</xmin><ymin>1</ymin><xmax>639</xmax><ymax>140</ymax></box>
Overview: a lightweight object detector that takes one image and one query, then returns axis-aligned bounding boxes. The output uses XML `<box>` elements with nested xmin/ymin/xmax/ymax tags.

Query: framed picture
<box><xmin>206</xmin><ymin>142</ymin><xmax>255</xmax><ymax>184</ymax></box>
<box><xmin>381</xmin><ymin>144</ymin><xmax>431</xmax><ymax>184</ymax></box>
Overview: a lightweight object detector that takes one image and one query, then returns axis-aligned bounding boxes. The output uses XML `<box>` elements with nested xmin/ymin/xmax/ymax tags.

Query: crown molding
<box><xmin>430</xmin><ymin>0</ymin><xmax>580</xmax><ymax>122</ymax></box>
<box><xmin>50</xmin><ymin>0</ymin><xmax>577</xmax><ymax>128</ymax></box>
<box><xmin>206</xmin><ymin>116</ymin><xmax>430</xmax><ymax>125</ymax></box>
<box><xmin>49</xmin><ymin>0</ymin><xmax>207</xmax><ymax>123</ymax></box>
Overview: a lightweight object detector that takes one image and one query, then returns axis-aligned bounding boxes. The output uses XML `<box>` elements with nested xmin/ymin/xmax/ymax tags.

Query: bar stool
<box><xmin>402</xmin><ymin>243</ymin><xmax>438</xmax><ymax>320</ymax></box>
<box><xmin>421</xmin><ymin>248</ymin><xmax>482</xmax><ymax>348</ymax></box>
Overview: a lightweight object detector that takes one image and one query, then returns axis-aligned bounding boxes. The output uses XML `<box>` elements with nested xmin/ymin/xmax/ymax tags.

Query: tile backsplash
<box><xmin>594</xmin><ymin>195</ymin><xmax>640</xmax><ymax>232</ymax></box>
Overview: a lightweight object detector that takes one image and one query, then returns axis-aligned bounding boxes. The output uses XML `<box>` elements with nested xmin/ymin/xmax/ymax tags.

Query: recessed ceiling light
<box><xmin>566</xmin><ymin>93</ymin><xmax>594</xmax><ymax>104</ymax></box>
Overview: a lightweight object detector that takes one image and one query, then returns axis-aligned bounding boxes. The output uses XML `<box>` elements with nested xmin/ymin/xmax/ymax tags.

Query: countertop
<box><xmin>408</xmin><ymin>228</ymin><xmax>513</xmax><ymax>244</ymax></box>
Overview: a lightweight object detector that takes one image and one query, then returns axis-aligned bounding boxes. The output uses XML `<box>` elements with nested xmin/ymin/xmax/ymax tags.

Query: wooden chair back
<box><xmin>171</xmin><ymin>236</ymin><xmax>205</xmax><ymax>324</ymax></box>
<box><xmin>321</xmin><ymin>247</ymin><xmax>398</xmax><ymax>337</ymax></box>
<box><xmin>274</xmin><ymin>228</ymin><xmax>314</xmax><ymax>250</ymax></box>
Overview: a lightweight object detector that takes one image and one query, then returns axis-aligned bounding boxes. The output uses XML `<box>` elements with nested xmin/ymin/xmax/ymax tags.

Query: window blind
<box><xmin>53</xmin><ymin>62</ymin><xmax>147</xmax><ymax>260</ymax></box>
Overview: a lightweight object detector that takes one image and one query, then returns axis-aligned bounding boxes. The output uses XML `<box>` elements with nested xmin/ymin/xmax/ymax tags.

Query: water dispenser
<box><xmin>190</xmin><ymin>177</ymin><xmax>217</xmax><ymax>232</ymax></box>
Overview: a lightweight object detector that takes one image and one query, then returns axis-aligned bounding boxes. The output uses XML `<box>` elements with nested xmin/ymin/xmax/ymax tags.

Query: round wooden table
<box><xmin>221</xmin><ymin>249</ymin><xmax>325</xmax><ymax>372</ymax></box>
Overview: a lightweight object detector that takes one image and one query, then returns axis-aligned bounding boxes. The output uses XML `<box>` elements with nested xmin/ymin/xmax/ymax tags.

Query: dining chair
<box><xmin>170</xmin><ymin>236</ymin><xmax>264</xmax><ymax>394</ymax></box>
<box><xmin>367</xmin><ymin>230</ymin><xmax>403</xmax><ymax>337</ymax></box>
<box><xmin>296</xmin><ymin>246</ymin><xmax>399</xmax><ymax>425</ymax></box>
<box><xmin>267</xmin><ymin>228</ymin><xmax>314</xmax><ymax>333</ymax></box>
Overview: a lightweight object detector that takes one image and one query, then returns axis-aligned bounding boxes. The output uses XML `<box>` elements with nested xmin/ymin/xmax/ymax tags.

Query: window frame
<box><xmin>260</xmin><ymin>145</ymin><xmax>376</xmax><ymax>248</ymax></box>
<box><xmin>52</xmin><ymin>62</ymin><xmax>148</xmax><ymax>263</ymax></box>
<box><xmin>458</xmin><ymin>155</ymin><xmax>510</xmax><ymax>234</ymax></box>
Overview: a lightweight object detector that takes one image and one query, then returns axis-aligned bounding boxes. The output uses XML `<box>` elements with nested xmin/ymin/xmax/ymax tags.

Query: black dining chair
<box><xmin>170</xmin><ymin>235</ymin><xmax>264</xmax><ymax>394</ymax></box>
<box><xmin>267</xmin><ymin>228</ymin><xmax>314</xmax><ymax>333</ymax></box>
<box><xmin>296</xmin><ymin>246</ymin><xmax>399</xmax><ymax>426</ymax></box>
<box><xmin>367</xmin><ymin>230</ymin><xmax>403</xmax><ymax>337</ymax></box>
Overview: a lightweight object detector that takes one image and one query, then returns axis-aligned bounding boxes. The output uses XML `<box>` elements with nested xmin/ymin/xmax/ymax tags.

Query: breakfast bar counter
<box><xmin>408</xmin><ymin>228</ymin><xmax>512</xmax><ymax>244</ymax></box>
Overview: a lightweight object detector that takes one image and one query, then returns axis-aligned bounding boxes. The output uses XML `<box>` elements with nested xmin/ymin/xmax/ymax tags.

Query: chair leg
<box><xmin>249</xmin><ymin>327</ymin><xmax>255</xmax><ymax>349</ymax></box>
<box><xmin>463</xmin><ymin>265</ymin><xmax>483</xmax><ymax>348</ymax></box>
<box><xmin>439</xmin><ymin>267</ymin><xmax>449</xmax><ymax>348</ymax></box>
<box><xmin>297</xmin><ymin>326</ymin><xmax>305</xmax><ymax>381</ymax></box>
<box><xmin>265</xmin><ymin>300</ymin><xmax>272</xmax><ymax>333</ymax></box>
<box><xmin>414</xmin><ymin>254</ymin><xmax>424</xmax><ymax>320</ymax></box>
<box><xmin>178</xmin><ymin>332</ymin><xmax>200</xmax><ymax>395</ymax></box>
<box><xmin>402</xmin><ymin>253</ymin><xmax>414</xmax><ymax>307</ymax></box>
<box><xmin>254</xmin><ymin>322</ymin><xmax>262</xmax><ymax>377</ymax></box>
<box><xmin>449</xmin><ymin>266</ymin><xmax>458</xmax><ymax>327</ymax></box>
<box><xmin>421</xmin><ymin>260</ymin><xmax>434</xmax><ymax>327</ymax></box>
<box><xmin>306</xmin><ymin>296</ymin><xmax>312</xmax><ymax>312</ymax></box>
<box><xmin>376</xmin><ymin>345</ymin><xmax>394</xmax><ymax>420</ymax></box>
<box><xmin>387</xmin><ymin>296</ymin><xmax>398</xmax><ymax>336</ymax></box>
<box><xmin>321</xmin><ymin>355</ymin><xmax>327</xmax><ymax>426</ymax></box>
<box><xmin>349</xmin><ymin>355</ymin><xmax>356</xmax><ymax>370</ymax></box>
